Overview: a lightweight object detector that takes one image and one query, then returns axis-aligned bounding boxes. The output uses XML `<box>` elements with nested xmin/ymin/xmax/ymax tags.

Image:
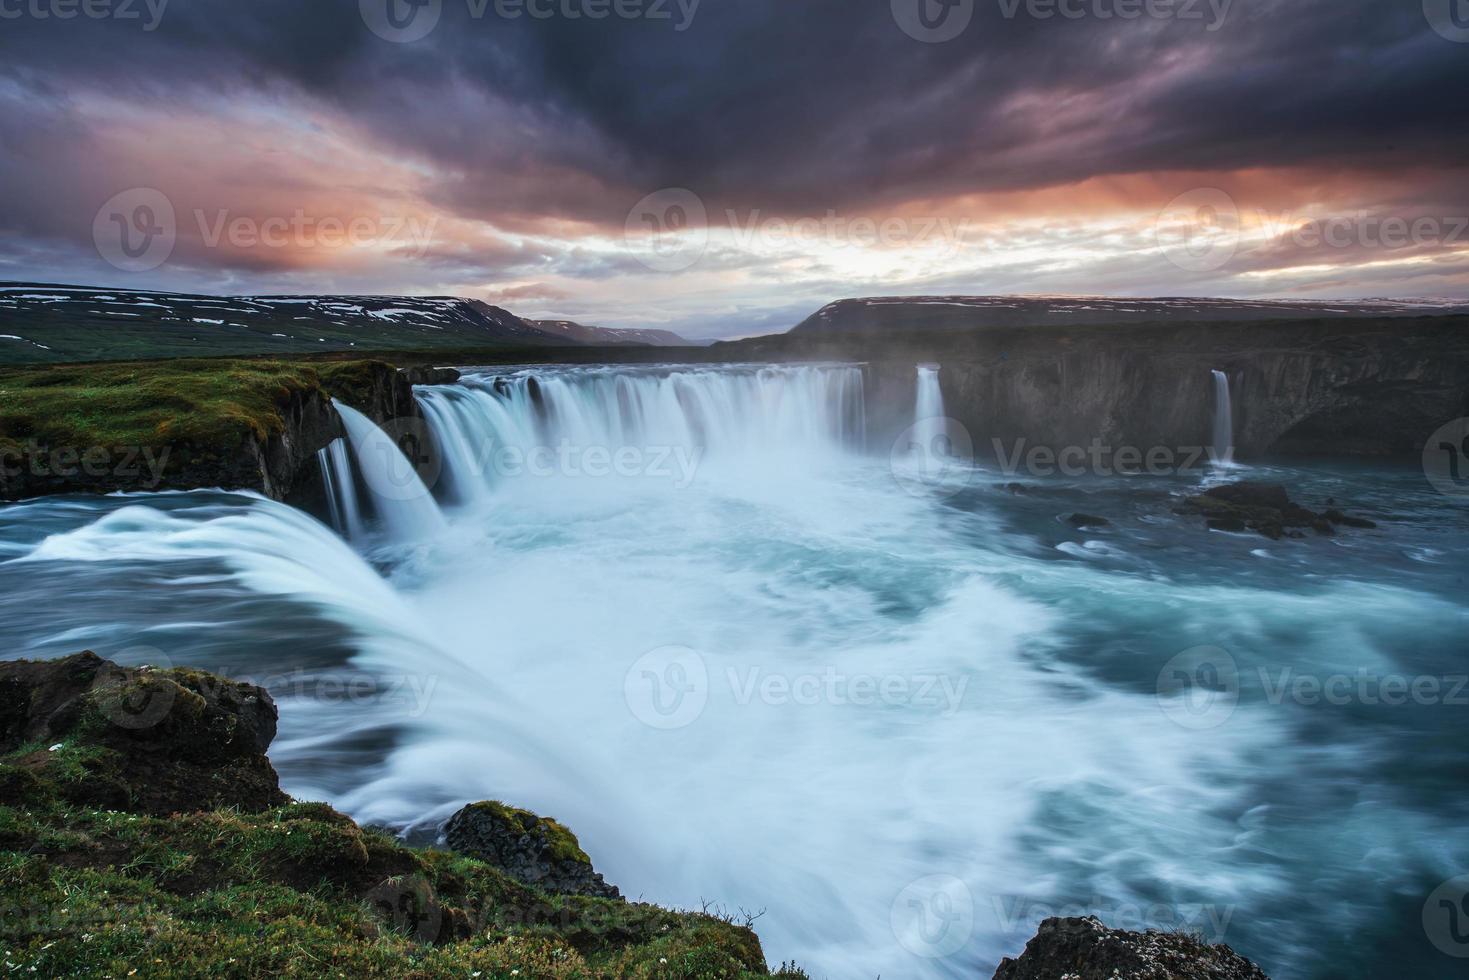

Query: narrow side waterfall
<box><xmin>912</xmin><ymin>364</ymin><xmax>949</xmax><ymax>459</ymax></box>
<box><xmin>415</xmin><ymin>364</ymin><xmax>867</xmax><ymax>498</ymax></box>
<box><xmin>1211</xmin><ymin>369</ymin><xmax>1235</xmax><ymax>465</ymax></box>
<box><xmin>317</xmin><ymin>438</ymin><xmax>364</xmax><ymax>540</ymax></box>
<box><xmin>334</xmin><ymin>402</ymin><xmax>446</xmax><ymax>541</ymax></box>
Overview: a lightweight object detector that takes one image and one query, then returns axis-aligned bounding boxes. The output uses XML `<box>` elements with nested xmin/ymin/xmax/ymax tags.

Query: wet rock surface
<box><xmin>993</xmin><ymin>916</ymin><xmax>1271</xmax><ymax>980</ymax></box>
<box><xmin>444</xmin><ymin>800</ymin><xmax>622</xmax><ymax>899</ymax></box>
<box><xmin>0</xmin><ymin>651</ymin><xmax>286</xmax><ymax>815</ymax></box>
<box><xmin>1176</xmin><ymin>481</ymin><xmax>1378</xmax><ymax>540</ymax></box>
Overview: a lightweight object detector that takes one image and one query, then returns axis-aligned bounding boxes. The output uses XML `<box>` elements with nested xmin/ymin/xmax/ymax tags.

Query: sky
<box><xmin>1</xmin><ymin>0</ymin><xmax>1467</xmax><ymax>341</ymax></box>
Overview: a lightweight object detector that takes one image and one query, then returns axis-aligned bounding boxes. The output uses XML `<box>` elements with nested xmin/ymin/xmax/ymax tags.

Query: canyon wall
<box><xmin>723</xmin><ymin>311</ymin><xmax>1469</xmax><ymax>460</ymax></box>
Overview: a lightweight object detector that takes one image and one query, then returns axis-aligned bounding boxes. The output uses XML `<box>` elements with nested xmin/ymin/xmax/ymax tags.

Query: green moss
<box><xmin>0</xmin><ymin>799</ymin><xmax>790</xmax><ymax>978</ymax></box>
<box><xmin>464</xmin><ymin>800</ymin><xmax>593</xmax><ymax>866</ymax></box>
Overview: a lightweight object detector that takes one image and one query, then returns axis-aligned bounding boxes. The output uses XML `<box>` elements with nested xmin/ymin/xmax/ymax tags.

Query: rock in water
<box><xmin>993</xmin><ymin>916</ymin><xmax>1271</xmax><ymax>980</ymax></box>
<box><xmin>0</xmin><ymin>651</ymin><xmax>286</xmax><ymax>815</ymax></box>
<box><xmin>444</xmin><ymin>800</ymin><xmax>621</xmax><ymax>899</ymax></box>
<box><xmin>1068</xmin><ymin>513</ymin><xmax>1111</xmax><ymax>529</ymax></box>
<box><xmin>1176</xmin><ymin>481</ymin><xmax>1376</xmax><ymax>540</ymax></box>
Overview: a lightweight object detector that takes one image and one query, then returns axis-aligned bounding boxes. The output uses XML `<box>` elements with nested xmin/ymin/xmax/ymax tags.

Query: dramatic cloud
<box><xmin>0</xmin><ymin>0</ymin><xmax>1465</xmax><ymax>339</ymax></box>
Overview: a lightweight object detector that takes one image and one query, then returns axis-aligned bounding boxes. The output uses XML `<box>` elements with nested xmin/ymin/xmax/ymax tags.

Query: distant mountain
<box><xmin>788</xmin><ymin>295</ymin><xmax>1469</xmax><ymax>335</ymax></box>
<box><xmin>528</xmin><ymin>319</ymin><xmax>689</xmax><ymax>347</ymax></box>
<box><xmin>0</xmin><ymin>284</ymin><xmax>687</xmax><ymax>363</ymax></box>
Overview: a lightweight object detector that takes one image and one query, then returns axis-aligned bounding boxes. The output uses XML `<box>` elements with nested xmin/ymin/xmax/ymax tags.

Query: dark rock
<box><xmin>993</xmin><ymin>916</ymin><xmax>1271</xmax><ymax>980</ymax></box>
<box><xmin>400</xmin><ymin>366</ymin><xmax>462</xmax><ymax>387</ymax></box>
<box><xmin>0</xmin><ymin>652</ymin><xmax>286</xmax><ymax>816</ymax></box>
<box><xmin>444</xmin><ymin>800</ymin><xmax>621</xmax><ymax>900</ymax></box>
<box><xmin>1002</xmin><ymin>483</ymin><xmax>1030</xmax><ymax>495</ymax></box>
<box><xmin>1177</xmin><ymin>482</ymin><xmax>1376</xmax><ymax>541</ymax></box>
<box><xmin>1324</xmin><ymin>508</ymin><xmax>1377</xmax><ymax>529</ymax></box>
<box><xmin>1067</xmin><ymin>513</ymin><xmax>1111</xmax><ymax>529</ymax></box>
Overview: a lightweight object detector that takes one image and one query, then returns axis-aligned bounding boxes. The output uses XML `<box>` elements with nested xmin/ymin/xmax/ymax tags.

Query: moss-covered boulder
<box><xmin>0</xmin><ymin>651</ymin><xmax>285</xmax><ymax>816</ymax></box>
<box><xmin>445</xmin><ymin>800</ymin><xmax>621</xmax><ymax>900</ymax></box>
<box><xmin>993</xmin><ymin>916</ymin><xmax>1270</xmax><ymax>979</ymax></box>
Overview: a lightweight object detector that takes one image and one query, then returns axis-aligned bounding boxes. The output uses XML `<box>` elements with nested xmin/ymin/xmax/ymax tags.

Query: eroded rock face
<box><xmin>0</xmin><ymin>651</ymin><xmax>286</xmax><ymax>815</ymax></box>
<box><xmin>1175</xmin><ymin>481</ymin><xmax>1378</xmax><ymax>540</ymax></box>
<box><xmin>993</xmin><ymin>916</ymin><xmax>1271</xmax><ymax>980</ymax></box>
<box><xmin>444</xmin><ymin>800</ymin><xmax>621</xmax><ymax>899</ymax></box>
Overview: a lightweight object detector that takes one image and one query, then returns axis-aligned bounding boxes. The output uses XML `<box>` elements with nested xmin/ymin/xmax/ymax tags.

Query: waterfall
<box><xmin>911</xmin><ymin>365</ymin><xmax>949</xmax><ymax>461</ymax></box>
<box><xmin>317</xmin><ymin>438</ymin><xmax>365</xmax><ymax>541</ymax></box>
<box><xmin>1211</xmin><ymin>370</ymin><xmax>1235</xmax><ymax>465</ymax></box>
<box><xmin>414</xmin><ymin>364</ymin><xmax>867</xmax><ymax>497</ymax></box>
<box><xmin>334</xmin><ymin>402</ymin><xmax>446</xmax><ymax>541</ymax></box>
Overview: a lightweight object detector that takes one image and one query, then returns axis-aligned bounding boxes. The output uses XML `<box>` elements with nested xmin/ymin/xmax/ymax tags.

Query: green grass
<box><xmin>0</xmin><ymin>358</ymin><xmax>399</xmax><ymax>450</ymax></box>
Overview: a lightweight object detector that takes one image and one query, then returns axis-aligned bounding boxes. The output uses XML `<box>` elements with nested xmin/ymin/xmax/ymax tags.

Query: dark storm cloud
<box><xmin>1</xmin><ymin>0</ymin><xmax>1465</xmax><ymax>227</ymax></box>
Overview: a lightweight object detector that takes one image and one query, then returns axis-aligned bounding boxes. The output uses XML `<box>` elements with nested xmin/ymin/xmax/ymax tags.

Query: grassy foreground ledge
<box><xmin>0</xmin><ymin>359</ymin><xmax>416</xmax><ymax>500</ymax></box>
<box><xmin>0</xmin><ymin>654</ymin><xmax>807</xmax><ymax>979</ymax></box>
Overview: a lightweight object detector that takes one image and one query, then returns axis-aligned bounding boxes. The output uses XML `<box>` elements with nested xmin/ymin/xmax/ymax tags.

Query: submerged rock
<box><xmin>0</xmin><ymin>651</ymin><xmax>286</xmax><ymax>815</ymax></box>
<box><xmin>993</xmin><ymin>916</ymin><xmax>1270</xmax><ymax>980</ymax></box>
<box><xmin>1176</xmin><ymin>481</ymin><xmax>1376</xmax><ymax>540</ymax></box>
<box><xmin>1067</xmin><ymin>513</ymin><xmax>1111</xmax><ymax>529</ymax></box>
<box><xmin>444</xmin><ymin>800</ymin><xmax>622</xmax><ymax>899</ymax></box>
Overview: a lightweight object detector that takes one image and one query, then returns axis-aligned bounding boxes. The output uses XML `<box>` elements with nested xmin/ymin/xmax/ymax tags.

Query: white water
<box><xmin>317</xmin><ymin>438</ymin><xmax>364</xmax><ymax>541</ymax></box>
<box><xmin>912</xmin><ymin>364</ymin><xmax>949</xmax><ymax>461</ymax></box>
<box><xmin>1212</xmin><ymin>369</ymin><xmax>1235</xmax><ymax>465</ymax></box>
<box><xmin>11</xmin><ymin>365</ymin><xmax>1467</xmax><ymax>978</ymax></box>
<box><xmin>334</xmin><ymin>402</ymin><xmax>446</xmax><ymax>542</ymax></box>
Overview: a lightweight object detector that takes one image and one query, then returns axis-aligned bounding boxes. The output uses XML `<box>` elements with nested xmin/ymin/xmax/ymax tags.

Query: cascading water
<box><xmin>1211</xmin><ymin>369</ymin><xmax>1235</xmax><ymax>465</ymax></box>
<box><xmin>415</xmin><ymin>364</ymin><xmax>868</xmax><ymax>500</ymax></box>
<box><xmin>317</xmin><ymin>438</ymin><xmax>364</xmax><ymax>540</ymax></box>
<box><xmin>910</xmin><ymin>364</ymin><xmax>949</xmax><ymax>463</ymax></box>
<box><xmin>334</xmin><ymin>402</ymin><xmax>447</xmax><ymax>541</ymax></box>
<box><xmin>4</xmin><ymin>363</ymin><xmax>1467</xmax><ymax>979</ymax></box>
